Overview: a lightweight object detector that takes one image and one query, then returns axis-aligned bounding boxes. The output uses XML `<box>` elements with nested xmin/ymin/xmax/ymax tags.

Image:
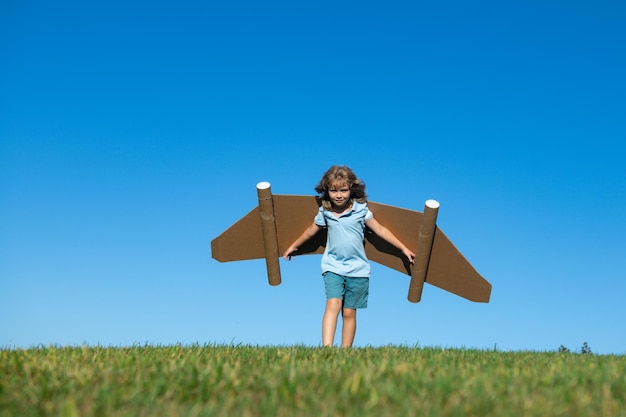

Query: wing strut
<box><xmin>257</xmin><ymin>182</ymin><xmax>281</xmax><ymax>286</ymax></box>
<box><xmin>408</xmin><ymin>200</ymin><xmax>439</xmax><ymax>302</ymax></box>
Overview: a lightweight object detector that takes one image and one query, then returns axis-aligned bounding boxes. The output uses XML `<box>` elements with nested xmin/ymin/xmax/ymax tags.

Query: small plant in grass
<box><xmin>558</xmin><ymin>342</ymin><xmax>593</xmax><ymax>355</ymax></box>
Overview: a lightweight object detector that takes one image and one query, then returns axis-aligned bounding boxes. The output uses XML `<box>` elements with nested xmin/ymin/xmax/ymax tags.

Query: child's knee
<box><xmin>326</xmin><ymin>298</ymin><xmax>342</xmax><ymax>312</ymax></box>
<box><xmin>342</xmin><ymin>308</ymin><xmax>356</xmax><ymax>319</ymax></box>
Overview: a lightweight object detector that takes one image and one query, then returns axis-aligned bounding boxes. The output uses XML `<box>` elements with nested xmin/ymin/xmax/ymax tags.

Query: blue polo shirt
<box><xmin>314</xmin><ymin>201</ymin><xmax>374</xmax><ymax>277</ymax></box>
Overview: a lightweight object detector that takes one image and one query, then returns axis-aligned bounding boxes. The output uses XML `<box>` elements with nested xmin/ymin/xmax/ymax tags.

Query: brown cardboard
<box><xmin>408</xmin><ymin>200</ymin><xmax>439</xmax><ymax>303</ymax></box>
<box><xmin>211</xmin><ymin>186</ymin><xmax>492</xmax><ymax>303</ymax></box>
<box><xmin>256</xmin><ymin>182</ymin><xmax>281</xmax><ymax>286</ymax></box>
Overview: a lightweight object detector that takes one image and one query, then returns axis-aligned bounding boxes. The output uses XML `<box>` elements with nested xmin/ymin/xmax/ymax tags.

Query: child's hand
<box><xmin>403</xmin><ymin>248</ymin><xmax>416</xmax><ymax>264</ymax></box>
<box><xmin>283</xmin><ymin>246</ymin><xmax>297</xmax><ymax>260</ymax></box>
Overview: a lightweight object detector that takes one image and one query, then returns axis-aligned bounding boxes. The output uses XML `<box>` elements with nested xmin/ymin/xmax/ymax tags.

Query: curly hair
<box><xmin>315</xmin><ymin>165</ymin><xmax>367</xmax><ymax>210</ymax></box>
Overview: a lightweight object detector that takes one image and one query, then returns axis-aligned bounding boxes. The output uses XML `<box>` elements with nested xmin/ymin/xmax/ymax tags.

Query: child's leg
<box><xmin>341</xmin><ymin>307</ymin><xmax>357</xmax><ymax>347</ymax></box>
<box><xmin>341</xmin><ymin>277</ymin><xmax>368</xmax><ymax>348</ymax></box>
<box><xmin>322</xmin><ymin>298</ymin><xmax>342</xmax><ymax>346</ymax></box>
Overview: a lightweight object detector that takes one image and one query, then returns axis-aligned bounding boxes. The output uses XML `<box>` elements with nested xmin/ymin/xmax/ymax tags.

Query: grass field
<box><xmin>1</xmin><ymin>344</ymin><xmax>625</xmax><ymax>417</ymax></box>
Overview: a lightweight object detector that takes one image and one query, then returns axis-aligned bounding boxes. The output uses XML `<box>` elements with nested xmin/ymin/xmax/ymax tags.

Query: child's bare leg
<box><xmin>322</xmin><ymin>298</ymin><xmax>342</xmax><ymax>346</ymax></box>
<box><xmin>341</xmin><ymin>308</ymin><xmax>357</xmax><ymax>347</ymax></box>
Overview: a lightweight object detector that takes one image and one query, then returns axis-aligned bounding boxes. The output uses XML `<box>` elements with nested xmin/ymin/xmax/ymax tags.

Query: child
<box><xmin>282</xmin><ymin>165</ymin><xmax>415</xmax><ymax>347</ymax></box>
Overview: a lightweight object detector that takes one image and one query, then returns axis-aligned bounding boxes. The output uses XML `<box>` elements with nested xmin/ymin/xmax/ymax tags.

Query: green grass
<box><xmin>1</xmin><ymin>344</ymin><xmax>625</xmax><ymax>417</ymax></box>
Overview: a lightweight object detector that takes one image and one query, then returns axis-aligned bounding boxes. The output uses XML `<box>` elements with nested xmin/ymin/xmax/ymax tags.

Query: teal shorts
<box><xmin>323</xmin><ymin>271</ymin><xmax>369</xmax><ymax>309</ymax></box>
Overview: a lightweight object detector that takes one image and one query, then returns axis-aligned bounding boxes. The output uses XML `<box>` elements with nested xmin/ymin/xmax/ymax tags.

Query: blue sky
<box><xmin>1</xmin><ymin>0</ymin><xmax>625</xmax><ymax>354</ymax></box>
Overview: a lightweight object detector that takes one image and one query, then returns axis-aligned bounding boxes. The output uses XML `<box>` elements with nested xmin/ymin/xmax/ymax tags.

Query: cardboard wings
<box><xmin>211</xmin><ymin>182</ymin><xmax>492</xmax><ymax>303</ymax></box>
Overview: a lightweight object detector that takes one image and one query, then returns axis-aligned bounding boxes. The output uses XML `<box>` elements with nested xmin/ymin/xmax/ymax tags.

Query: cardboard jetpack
<box><xmin>211</xmin><ymin>182</ymin><xmax>492</xmax><ymax>303</ymax></box>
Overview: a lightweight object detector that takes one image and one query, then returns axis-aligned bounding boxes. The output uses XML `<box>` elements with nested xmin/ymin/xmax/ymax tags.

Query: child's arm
<box><xmin>365</xmin><ymin>218</ymin><xmax>416</xmax><ymax>263</ymax></box>
<box><xmin>282</xmin><ymin>222</ymin><xmax>322</xmax><ymax>260</ymax></box>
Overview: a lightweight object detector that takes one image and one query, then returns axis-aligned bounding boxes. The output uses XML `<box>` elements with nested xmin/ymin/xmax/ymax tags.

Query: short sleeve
<box><xmin>314</xmin><ymin>207</ymin><xmax>327</xmax><ymax>227</ymax></box>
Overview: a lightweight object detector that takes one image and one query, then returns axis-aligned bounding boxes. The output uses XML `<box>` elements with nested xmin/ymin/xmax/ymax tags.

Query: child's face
<box><xmin>327</xmin><ymin>182</ymin><xmax>351</xmax><ymax>209</ymax></box>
